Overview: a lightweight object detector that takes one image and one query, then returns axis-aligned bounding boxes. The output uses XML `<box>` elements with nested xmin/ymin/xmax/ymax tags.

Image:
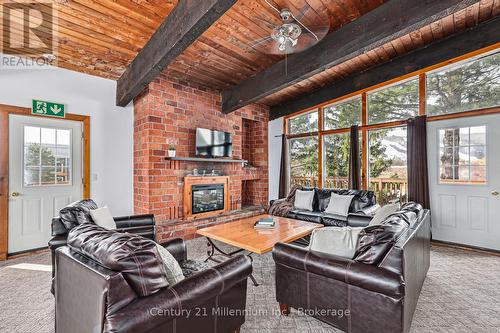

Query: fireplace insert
<box><xmin>192</xmin><ymin>184</ymin><xmax>225</xmax><ymax>214</ymax></box>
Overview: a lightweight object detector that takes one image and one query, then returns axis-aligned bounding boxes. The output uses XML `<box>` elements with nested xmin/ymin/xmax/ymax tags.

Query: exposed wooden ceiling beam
<box><xmin>221</xmin><ymin>0</ymin><xmax>481</xmax><ymax>114</ymax></box>
<box><xmin>269</xmin><ymin>16</ymin><xmax>500</xmax><ymax>120</ymax></box>
<box><xmin>116</xmin><ymin>0</ymin><xmax>237</xmax><ymax>107</ymax></box>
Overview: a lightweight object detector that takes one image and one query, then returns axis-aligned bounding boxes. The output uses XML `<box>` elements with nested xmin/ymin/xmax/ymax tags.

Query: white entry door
<box><xmin>8</xmin><ymin>114</ymin><xmax>83</xmax><ymax>253</ymax></box>
<box><xmin>428</xmin><ymin>114</ymin><xmax>500</xmax><ymax>251</ymax></box>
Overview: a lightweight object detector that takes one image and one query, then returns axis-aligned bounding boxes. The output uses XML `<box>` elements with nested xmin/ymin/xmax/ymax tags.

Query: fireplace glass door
<box><xmin>192</xmin><ymin>184</ymin><xmax>224</xmax><ymax>214</ymax></box>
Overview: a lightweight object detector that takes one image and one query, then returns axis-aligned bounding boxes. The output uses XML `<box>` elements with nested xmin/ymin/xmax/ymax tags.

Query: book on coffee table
<box><xmin>254</xmin><ymin>217</ymin><xmax>276</xmax><ymax>229</ymax></box>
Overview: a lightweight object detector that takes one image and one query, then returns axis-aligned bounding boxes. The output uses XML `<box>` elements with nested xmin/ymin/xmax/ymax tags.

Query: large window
<box><xmin>439</xmin><ymin>126</ymin><xmax>486</xmax><ymax>184</ymax></box>
<box><xmin>284</xmin><ymin>48</ymin><xmax>499</xmax><ymax>197</ymax></box>
<box><xmin>323</xmin><ymin>133</ymin><xmax>350</xmax><ymax>189</ymax></box>
<box><xmin>323</xmin><ymin>96</ymin><xmax>362</xmax><ymax>130</ymax></box>
<box><xmin>24</xmin><ymin>126</ymin><xmax>72</xmax><ymax>186</ymax></box>
<box><xmin>289</xmin><ymin>136</ymin><xmax>318</xmax><ymax>187</ymax></box>
<box><xmin>427</xmin><ymin>52</ymin><xmax>500</xmax><ymax>116</ymax></box>
<box><xmin>368</xmin><ymin>127</ymin><xmax>407</xmax><ymax>204</ymax></box>
<box><xmin>288</xmin><ymin>110</ymin><xmax>318</xmax><ymax>134</ymax></box>
<box><xmin>368</xmin><ymin>78</ymin><xmax>419</xmax><ymax>124</ymax></box>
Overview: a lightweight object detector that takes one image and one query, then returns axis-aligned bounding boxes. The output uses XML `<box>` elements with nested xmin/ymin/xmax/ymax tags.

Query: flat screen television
<box><xmin>196</xmin><ymin>128</ymin><xmax>232</xmax><ymax>158</ymax></box>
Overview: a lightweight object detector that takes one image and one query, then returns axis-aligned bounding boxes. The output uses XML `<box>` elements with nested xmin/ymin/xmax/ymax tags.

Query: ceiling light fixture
<box><xmin>250</xmin><ymin>1</ymin><xmax>330</xmax><ymax>55</ymax></box>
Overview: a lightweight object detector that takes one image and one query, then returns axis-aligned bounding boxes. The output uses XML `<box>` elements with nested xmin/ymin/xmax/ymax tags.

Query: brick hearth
<box><xmin>133</xmin><ymin>75</ymin><xmax>269</xmax><ymax>241</ymax></box>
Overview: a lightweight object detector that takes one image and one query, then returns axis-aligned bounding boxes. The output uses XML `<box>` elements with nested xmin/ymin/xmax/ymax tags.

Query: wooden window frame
<box><xmin>0</xmin><ymin>104</ymin><xmax>90</xmax><ymax>260</ymax></box>
<box><xmin>283</xmin><ymin>45</ymin><xmax>500</xmax><ymax>192</ymax></box>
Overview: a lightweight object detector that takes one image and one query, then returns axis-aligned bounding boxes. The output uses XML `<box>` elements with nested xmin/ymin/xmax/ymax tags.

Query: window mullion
<box><xmin>318</xmin><ymin>108</ymin><xmax>323</xmax><ymax>188</ymax></box>
<box><xmin>361</xmin><ymin>92</ymin><xmax>368</xmax><ymax>190</ymax></box>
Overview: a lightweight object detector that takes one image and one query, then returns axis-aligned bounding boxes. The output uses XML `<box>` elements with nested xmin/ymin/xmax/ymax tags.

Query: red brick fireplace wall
<box><xmin>134</xmin><ymin>75</ymin><xmax>269</xmax><ymax>241</ymax></box>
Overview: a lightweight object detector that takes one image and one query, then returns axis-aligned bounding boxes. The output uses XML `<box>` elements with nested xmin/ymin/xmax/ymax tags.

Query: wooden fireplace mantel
<box><xmin>166</xmin><ymin>156</ymin><xmax>247</xmax><ymax>163</ymax></box>
<box><xmin>183</xmin><ymin>176</ymin><xmax>230</xmax><ymax>220</ymax></box>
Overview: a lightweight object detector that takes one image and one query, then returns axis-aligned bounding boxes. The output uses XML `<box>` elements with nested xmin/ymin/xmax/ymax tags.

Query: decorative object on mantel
<box><xmin>188</xmin><ymin>169</ymin><xmax>223</xmax><ymax>177</ymax></box>
<box><xmin>243</xmin><ymin>161</ymin><xmax>255</xmax><ymax>169</ymax></box>
<box><xmin>167</xmin><ymin>145</ymin><xmax>176</xmax><ymax>157</ymax></box>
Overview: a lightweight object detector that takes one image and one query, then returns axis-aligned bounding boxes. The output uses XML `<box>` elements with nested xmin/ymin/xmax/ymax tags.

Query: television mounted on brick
<box><xmin>196</xmin><ymin>128</ymin><xmax>232</xmax><ymax>158</ymax></box>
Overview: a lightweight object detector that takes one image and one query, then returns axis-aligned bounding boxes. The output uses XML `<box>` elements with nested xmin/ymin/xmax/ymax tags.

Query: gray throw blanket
<box><xmin>268</xmin><ymin>185</ymin><xmax>302</xmax><ymax>217</ymax></box>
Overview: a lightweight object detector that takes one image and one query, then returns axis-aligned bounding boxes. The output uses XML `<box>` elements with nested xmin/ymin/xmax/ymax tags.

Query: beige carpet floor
<box><xmin>1</xmin><ymin>239</ymin><xmax>499</xmax><ymax>333</ymax></box>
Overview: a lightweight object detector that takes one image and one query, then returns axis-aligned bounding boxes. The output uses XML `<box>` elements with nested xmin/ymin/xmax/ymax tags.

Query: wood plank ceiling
<box><xmin>260</xmin><ymin>0</ymin><xmax>500</xmax><ymax>106</ymax></box>
<box><xmin>4</xmin><ymin>0</ymin><xmax>499</xmax><ymax>107</ymax></box>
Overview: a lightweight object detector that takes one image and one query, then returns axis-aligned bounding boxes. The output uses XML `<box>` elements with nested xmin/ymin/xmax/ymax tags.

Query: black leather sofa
<box><xmin>273</xmin><ymin>202</ymin><xmax>431</xmax><ymax>333</ymax></box>
<box><xmin>48</xmin><ymin>199</ymin><xmax>156</xmax><ymax>287</ymax></box>
<box><xmin>54</xmin><ymin>225</ymin><xmax>252</xmax><ymax>333</ymax></box>
<box><xmin>271</xmin><ymin>188</ymin><xmax>377</xmax><ymax>227</ymax></box>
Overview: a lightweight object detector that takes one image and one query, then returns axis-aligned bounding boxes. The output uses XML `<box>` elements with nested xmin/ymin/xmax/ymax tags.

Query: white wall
<box><xmin>0</xmin><ymin>67</ymin><xmax>134</xmax><ymax>215</ymax></box>
<box><xmin>268</xmin><ymin>117</ymin><xmax>283</xmax><ymax>201</ymax></box>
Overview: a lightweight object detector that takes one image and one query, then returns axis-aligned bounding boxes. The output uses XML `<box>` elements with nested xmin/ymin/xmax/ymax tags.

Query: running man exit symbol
<box><xmin>31</xmin><ymin>99</ymin><xmax>65</xmax><ymax>118</ymax></box>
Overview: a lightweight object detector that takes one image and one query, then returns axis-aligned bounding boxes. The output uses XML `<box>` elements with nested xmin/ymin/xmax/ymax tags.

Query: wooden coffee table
<box><xmin>197</xmin><ymin>214</ymin><xmax>322</xmax><ymax>286</ymax></box>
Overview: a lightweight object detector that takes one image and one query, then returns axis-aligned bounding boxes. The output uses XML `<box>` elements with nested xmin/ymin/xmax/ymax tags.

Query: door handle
<box><xmin>492</xmin><ymin>190</ymin><xmax>499</xmax><ymax>196</ymax></box>
<box><xmin>11</xmin><ymin>192</ymin><xmax>20</xmax><ymax>197</ymax></box>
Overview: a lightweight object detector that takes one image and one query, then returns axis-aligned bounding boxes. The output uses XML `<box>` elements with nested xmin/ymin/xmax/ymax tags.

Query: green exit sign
<box><xmin>32</xmin><ymin>99</ymin><xmax>65</xmax><ymax>118</ymax></box>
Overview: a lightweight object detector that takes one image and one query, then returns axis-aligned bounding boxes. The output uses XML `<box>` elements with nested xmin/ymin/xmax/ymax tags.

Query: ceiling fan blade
<box><xmin>301</xmin><ymin>25</ymin><xmax>330</xmax><ymax>39</ymax></box>
<box><xmin>297</xmin><ymin>33</ymin><xmax>317</xmax><ymax>43</ymax></box>
<box><xmin>250</xmin><ymin>36</ymin><xmax>274</xmax><ymax>48</ymax></box>
<box><xmin>253</xmin><ymin>15</ymin><xmax>278</xmax><ymax>30</ymax></box>
<box><xmin>294</xmin><ymin>3</ymin><xmax>311</xmax><ymax>21</ymax></box>
<box><xmin>309</xmin><ymin>25</ymin><xmax>330</xmax><ymax>33</ymax></box>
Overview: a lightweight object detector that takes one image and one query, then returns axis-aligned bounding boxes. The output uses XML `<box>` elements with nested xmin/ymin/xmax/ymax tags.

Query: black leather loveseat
<box><xmin>273</xmin><ymin>202</ymin><xmax>431</xmax><ymax>333</ymax></box>
<box><xmin>271</xmin><ymin>188</ymin><xmax>377</xmax><ymax>227</ymax></box>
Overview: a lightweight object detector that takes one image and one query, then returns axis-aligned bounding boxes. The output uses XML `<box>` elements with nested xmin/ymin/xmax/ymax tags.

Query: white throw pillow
<box><xmin>155</xmin><ymin>244</ymin><xmax>185</xmax><ymax>285</ymax></box>
<box><xmin>324</xmin><ymin>193</ymin><xmax>354</xmax><ymax>217</ymax></box>
<box><xmin>368</xmin><ymin>203</ymin><xmax>400</xmax><ymax>226</ymax></box>
<box><xmin>309</xmin><ymin>227</ymin><xmax>364</xmax><ymax>259</ymax></box>
<box><xmin>89</xmin><ymin>206</ymin><xmax>116</xmax><ymax>230</ymax></box>
<box><xmin>294</xmin><ymin>190</ymin><xmax>315</xmax><ymax>211</ymax></box>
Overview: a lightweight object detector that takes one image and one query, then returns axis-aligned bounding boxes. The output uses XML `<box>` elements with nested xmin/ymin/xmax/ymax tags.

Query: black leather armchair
<box><xmin>49</xmin><ymin>214</ymin><xmax>155</xmax><ymax>273</ymax></box>
<box><xmin>55</xmin><ymin>237</ymin><xmax>252</xmax><ymax>333</ymax></box>
<box><xmin>48</xmin><ymin>200</ymin><xmax>157</xmax><ymax>291</ymax></box>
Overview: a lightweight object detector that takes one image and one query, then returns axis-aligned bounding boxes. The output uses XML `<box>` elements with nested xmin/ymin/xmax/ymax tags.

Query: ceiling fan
<box><xmin>251</xmin><ymin>0</ymin><xmax>330</xmax><ymax>55</ymax></box>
